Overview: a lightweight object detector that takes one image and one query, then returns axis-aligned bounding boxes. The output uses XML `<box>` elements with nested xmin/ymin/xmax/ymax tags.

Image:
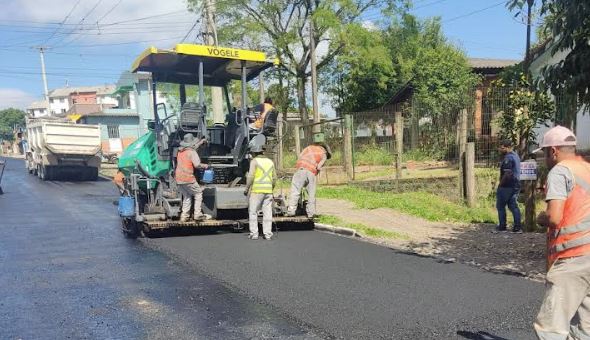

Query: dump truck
<box><xmin>117</xmin><ymin>43</ymin><xmax>312</xmax><ymax>237</ymax></box>
<box><xmin>25</xmin><ymin>118</ymin><xmax>102</xmax><ymax>181</ymax></box>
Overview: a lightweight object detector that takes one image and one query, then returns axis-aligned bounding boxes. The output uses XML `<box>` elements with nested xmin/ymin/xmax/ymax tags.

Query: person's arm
<box><xmin>537</xmin><ymin>200</ymin><xmax>565</xmax><ymax>228</ymax></box>
<box><xmin>537</xmin><ymin>166</ymin><xmax>571</xmax><ymax>228</ymax></box>
<box><xmin>316</xmin><ymin>153</ymin><xmax>328</xmax><ymax>172</ymax></box>
<box><xmin>190</xmin><ymin>149</ymin><xmax>208</xmax><ymax>169</ymax></box>
<box><xmin>499</xmin><ymin>157</ymin><xmax>515</xmax><ymax>187</ymax></box>
<box><xmin>244</xmin><ymin>159</ymin><xmax>257</xmax><ymax>194</ymax></box>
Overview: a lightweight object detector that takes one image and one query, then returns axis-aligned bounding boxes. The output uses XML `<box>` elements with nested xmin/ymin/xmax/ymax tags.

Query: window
<box><xmin>60</xmin><ymin>98</ymin><xmax>65</xmax><ymax>103</ymax></box>
<box><xmin>49</xmin><ymin>98</ymin><xmax>54</xmax><ymax>103</ymax></box>
<box><xmin>61</xmin><ymin>109</ymin><xmax>66</xmax><ymax>113</ymax></box>
<box><xmin>107</xmin><ymin>125</ymin><xmax>120</xmax><ymax>138</ymax></box>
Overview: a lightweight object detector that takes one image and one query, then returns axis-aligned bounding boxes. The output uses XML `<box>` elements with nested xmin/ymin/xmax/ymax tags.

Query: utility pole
<box><xmin>36</xmin><ymin>47</ymin><xmax>49</xmax><ymax>102</ymax></box>
<box><xmin>309</xmin><ymin>19</ymin><xmax>320</xmax><ymax>133</ymax></box>
<box><xmin>524</xmin><ymin>0</ymin><xmax>534</xmax><ymax>74</ymax></box>
<box><xmin>204</xmin><ymin>0</ymin><xmax>224</xmax><ymax>124</ymax></box>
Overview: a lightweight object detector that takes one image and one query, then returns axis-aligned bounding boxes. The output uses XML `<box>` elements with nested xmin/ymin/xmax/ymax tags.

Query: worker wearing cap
<box><xmin>287</xmin><ymin>133</ymin><xmax>332</xmax><ymax>218</ymax></box>
<box><xmin>533</xmin><ymin>126</ymin><xmax>590</xmax><ymax>339</ymax></box>
<box><xmin>175</xmin><ymin>133</ymin><xmax>210</xmax><ymax>222</ymax></box>
<box><xmin>244</xmin><ymin>143</ymin><xmax>276</xmax><ymax>240</ymax></box>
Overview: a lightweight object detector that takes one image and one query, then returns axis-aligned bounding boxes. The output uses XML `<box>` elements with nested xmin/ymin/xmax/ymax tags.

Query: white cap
<box><xmin>533</xmin><ymin>125</ymin><xmax>577</xmax><ymax>153</ymax></box>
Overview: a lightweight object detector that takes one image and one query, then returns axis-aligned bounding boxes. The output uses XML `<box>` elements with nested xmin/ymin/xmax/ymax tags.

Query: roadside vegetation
<box><xmin>317</xmin><ymin>186</ymin><xmax>496</xmax><ymax>224</ymax></box>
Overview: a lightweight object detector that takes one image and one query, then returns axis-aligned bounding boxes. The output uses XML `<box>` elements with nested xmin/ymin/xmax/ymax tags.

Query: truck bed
<box><xmin>27</xmin><ymin>121</ymin><xmax>101</xmax><ymax>156</ymax></box>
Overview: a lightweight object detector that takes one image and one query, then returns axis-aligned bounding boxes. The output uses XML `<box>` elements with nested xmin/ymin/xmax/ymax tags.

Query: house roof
<box><xmin>27</xmin><ymin>99</ymin><xmax>49</xmax><ymax>110</ymax></box>
<box><xmin>48</xmin><ymin>84</ymin><xmax>116</xmax><ymax>97</ymax></box>
<box><xmin>468</xmin><ymin>58</ymin><xmax>520</xmax><ymax>70</ymax></box>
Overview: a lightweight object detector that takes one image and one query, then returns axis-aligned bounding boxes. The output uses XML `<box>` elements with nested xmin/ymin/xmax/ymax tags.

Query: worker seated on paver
<box><xmin>175</xmin><ymin>133</ymin><xmax>211</xmax><ymax>222</ymax></box>
<box><xmin>248</xmin><ymin>97</ymin><xmax>273</xmax><ymax>132</ymax></box>
<box><xmin>286</xmin><ymin>133</ymin><xmax>331</xmax><ymax>219</ymax></box>
<box><xmin>244</xmin><ymin>140</ymin><xmax>276</xmax><ymax>240</ymax></box>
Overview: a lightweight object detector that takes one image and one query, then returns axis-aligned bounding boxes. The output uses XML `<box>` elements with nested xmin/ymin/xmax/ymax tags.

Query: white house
<box><xmin>530</xmin><ymin>40</ymin><xmax>590</xmax><ymax>150</ymax></box>
<box><xmin>26</xmin><ymin>100</ymin><xmax>49</xmax><ymax>118</ymax></box>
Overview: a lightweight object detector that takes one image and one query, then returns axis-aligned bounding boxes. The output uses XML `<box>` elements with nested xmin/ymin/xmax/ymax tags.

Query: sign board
<box><xmin>520</xmin><ymin>160</ymin><xmax>538</xmax><ymax>181</ymax></box>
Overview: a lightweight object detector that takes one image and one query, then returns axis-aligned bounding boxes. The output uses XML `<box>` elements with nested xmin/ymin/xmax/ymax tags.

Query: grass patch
<box><xmin>355</xmin><ymin>145</ymin><xmax>394</xmax><ymax>166</ymax></box>
<box><xmin>317</xmin><ymin>186</ymin><xmax>496</xmax><ymax>224</ymax></box>
<box><xmin>316</xmin><ymin>214</ymin><xmax>408</xmax><ymax>239</ymax></box>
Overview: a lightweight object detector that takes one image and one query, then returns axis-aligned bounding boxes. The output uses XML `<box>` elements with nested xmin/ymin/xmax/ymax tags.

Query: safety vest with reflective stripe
<box><xmin>252</xmin><ymin>157</ymin><xmax>275</xmax><ymax>194</ymax></box>
<box><xmin>175</xmin><ymin>149</ymin><xmax>196</xmax><ymax>184</ymax></box>
<box><xmin>296</xmin><ymin>145</ymin><xmax>325</xmax><ymax>175</ymax></box>
<box><xmin>547</xmin><ymin>157</ymin><xmax>590</xmax><ymax>268</ymax></box>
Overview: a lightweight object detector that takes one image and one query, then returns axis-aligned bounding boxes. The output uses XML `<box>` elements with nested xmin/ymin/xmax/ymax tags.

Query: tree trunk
<box><xmin>296</xmin><ymin>75</ymin><xmax>310</xmax><ymax>144</ymax></box>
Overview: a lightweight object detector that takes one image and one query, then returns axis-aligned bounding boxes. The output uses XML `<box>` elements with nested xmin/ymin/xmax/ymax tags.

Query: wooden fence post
<box><xmin>395</xmin><ymin>111</ymin><xmax>403</xmax><ymax>180</ymax></box>
<box><xmin>465</xmin><ymin>142</ymin><xmax>476</xmax><ymax>207</ymax></box>
<box><xmin>343</xmin><ymin>114</ymin><xmax>354</xmax><ymax>180</ymax></box>
<box><xmin>277</xmin><ymin>112</ymin><xmax>284</xmax><ymax>171</ymax></box>
<box><xmin>294</xmin><ymin>124</ymin><xmax>301</xmax><ymax>156</ymax></box>
<box><xmin>458</xmin><ymin>109</ymin><xmax>468</xmax><ymax>197</ymax></box>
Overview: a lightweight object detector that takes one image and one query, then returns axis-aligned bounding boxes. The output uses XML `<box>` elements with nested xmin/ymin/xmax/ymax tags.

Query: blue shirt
<box><xmin>499</xmin><ymin>151</ymin><xmax>521</xmax><ymax>189</ymax></box>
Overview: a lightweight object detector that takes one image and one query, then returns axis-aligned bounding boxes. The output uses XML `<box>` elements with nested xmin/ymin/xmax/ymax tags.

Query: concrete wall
<box><xmin>70</xmin><ymin>92</ymin><xmax>97</xmax><ymax>106</ymax></box>
<box><xmin>97</xmin><ymin>94</ymin><xmax>118</xmax><ymax>106</ymax></box>
<box><xmin>530</xmin><ymin>44</ymin><xmax>590</xmax><ymax>150</ymax></box>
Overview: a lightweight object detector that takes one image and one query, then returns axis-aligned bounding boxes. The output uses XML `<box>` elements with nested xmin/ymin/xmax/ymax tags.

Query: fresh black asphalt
<box><xmin>0</xmin><ymin>158</ymin><xmax>545</xmax><ymax>339</ymax></box>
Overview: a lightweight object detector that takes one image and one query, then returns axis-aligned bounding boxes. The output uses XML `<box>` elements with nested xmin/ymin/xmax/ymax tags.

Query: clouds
<box><xmin>1</xmin><ymin>0</ymin><xmax>198</xmax><ymax>46</ymax></box>
<box><xmin>0</xmin><ymin>88</ymin><xmax>37</xmax><ymax>110</ymax></box>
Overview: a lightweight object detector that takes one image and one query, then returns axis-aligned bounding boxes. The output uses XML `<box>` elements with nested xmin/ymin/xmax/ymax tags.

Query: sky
<box><xmin>0</xmin><ymin>0</ymin><xmax>534</xmax><ymax>111</ymax></box>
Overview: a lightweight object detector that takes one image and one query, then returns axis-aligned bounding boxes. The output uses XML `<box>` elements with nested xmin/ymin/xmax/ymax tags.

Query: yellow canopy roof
<box><xmin>131</xmin><ymin>44</ymin><xmax>278</xmax><ymax>86</ymax></box>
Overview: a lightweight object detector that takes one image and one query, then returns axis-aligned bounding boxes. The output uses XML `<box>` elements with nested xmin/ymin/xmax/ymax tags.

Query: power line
<box><xmin>58</xmin><ymin>0</ymin><xmax>106</xmax><ymax>47</ymax></box>
<box><xmin>442</xmin><ymin>1</ymin><xmax>506</xmax><ymax>24</ymax></box>
<box><xmin>96</xmin><ymin>0</ymin><xmax>123</xmax><ymax>23</ymax></box>
<box><xmin>43</xmin><ymin>0</ymin><xmax>82</xmax><ymax>45</ymax></box>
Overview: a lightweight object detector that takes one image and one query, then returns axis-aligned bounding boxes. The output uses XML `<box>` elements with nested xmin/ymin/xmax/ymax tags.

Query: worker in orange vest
<box><xmin>287</xmin><ymin>133</ymin><xmax>331</xmax><ymax>218</ymax></box>
<box><xmin>534</xmin><ymin>126</ymin><xmax>590</xmax><ymax>339</ymax></box>
<box><xmin>175</xmin><ymin>133</ymin><xmax>210</xmax><ymax>222</ymax></box>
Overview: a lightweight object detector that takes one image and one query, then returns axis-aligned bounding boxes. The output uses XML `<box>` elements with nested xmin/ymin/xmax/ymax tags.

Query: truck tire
<box><xmin>86</xmin><ymin>168</ymin><xmax>99</xmax><ymax>181</ymax></box>
<box><xmin>39</xmin><ymin>165</ymin><xmax>50</xmax><ymax>181</ymax></box>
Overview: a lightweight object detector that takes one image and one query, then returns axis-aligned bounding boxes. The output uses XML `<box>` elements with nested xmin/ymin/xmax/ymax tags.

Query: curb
<box><xmin>314</xmin><ymin>223</ymin><xmax>359</xmax><ymax>238</ymax></box>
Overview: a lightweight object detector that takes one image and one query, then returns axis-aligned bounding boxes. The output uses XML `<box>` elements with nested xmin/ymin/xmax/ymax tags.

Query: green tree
<box><xmin>191</xmin><ymin>0</ymin><xmax>407</xmax><ymax>126</ymax></box>
<box><xmin>384</xmin><ymin>15</ymin><xmax>479</xmax><ymax>115</ymax></box>
<box><xmin>492</xmin><ymin>72</ymin><xmax>554</xmax><ymax>157</ymax></box>
<box><xmin>0</xmin><ymin>108</ymin><xmax>26</xmax><ymax>141</ymax></box>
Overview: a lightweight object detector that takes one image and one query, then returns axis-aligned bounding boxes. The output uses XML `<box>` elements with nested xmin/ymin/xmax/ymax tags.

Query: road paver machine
<box><xmin>117</xmin><ymin>44</ymin><xmax>311</xmax><ymax>237</ymax></box>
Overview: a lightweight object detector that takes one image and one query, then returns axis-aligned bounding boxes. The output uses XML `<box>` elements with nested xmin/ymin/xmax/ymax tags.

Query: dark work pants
<box><xmin>496</xmin><ymin>187</ymin><xmax>521</xmax><ymax>229</ymax></box>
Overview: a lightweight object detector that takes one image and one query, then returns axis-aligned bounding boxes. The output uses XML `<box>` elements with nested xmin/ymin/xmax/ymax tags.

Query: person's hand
<box><xmin>201</xmin><ymin>138</ymin><xmax>209</xmax><ymax>145</ymax></box>
<box><xmin>202</xmin><ymin>163</ymin><xmax>209</xmax><ymax>169</ymax></box>
<box><xmin>243</xmin><ymin>189</ymin><xmax>249</xmax><ymax>196</ymax></box>
<box><xmin>537</xmin><ymin>211</ymin><xmax>548</xmax><ymax>226</ymax></box>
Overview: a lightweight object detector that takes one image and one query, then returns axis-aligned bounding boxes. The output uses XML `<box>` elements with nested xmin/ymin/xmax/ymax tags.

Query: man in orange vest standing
<box><xmin>287</xmin><ymin>133</ymin><xmax>331</xmax><ymax>218</ymax></box>
<box><xmin>534</xmin><ymin>126</ymin><xmax>590</xmax><ymax>339</ymax></box>
<box><xmin>175</xmin><ymin>133</ymin><xmax>210</xmax><ymax>222</ymax></box>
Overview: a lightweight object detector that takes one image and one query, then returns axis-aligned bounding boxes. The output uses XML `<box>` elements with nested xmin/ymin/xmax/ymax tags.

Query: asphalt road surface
<box><xmin>0</xmin><ymin>158</ymin><xmax>545</xmax><ymax>339</ymax></box>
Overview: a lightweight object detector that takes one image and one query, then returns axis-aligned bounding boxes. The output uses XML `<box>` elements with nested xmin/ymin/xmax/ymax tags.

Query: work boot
<box><xmin>511</xmin><ymin>227</ymin><xmax>523</xmax><ymax>234</ymax></box>
<box><xmin>286</xmin><ymin>210</ymin><xmax>296</xmax><ymax>217</ymax></box>
<box><xmin>248</xmin><ymin>234</ymin><xmax>259</xmax><ymax>240</ymax></box>
<box><xmin>194</xmin><ymin>213</ymin><xmax>212</xmax><ymax>221</ymax></box>
<box><xmin>180</xmin><ymin>215</ymin><xmax>189</xmax><ymax>222</ymax></box>
<box><xmin>492</xmin><ymin>225</ymin><xmax>507</xmax><ymax>233</ymax></box>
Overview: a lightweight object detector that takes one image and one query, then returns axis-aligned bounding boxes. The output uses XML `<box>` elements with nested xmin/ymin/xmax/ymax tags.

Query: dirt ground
<box><xmin>318</xmin><ymin>198</ymin><xmax>547</xmax><ymax>281</ymax></box>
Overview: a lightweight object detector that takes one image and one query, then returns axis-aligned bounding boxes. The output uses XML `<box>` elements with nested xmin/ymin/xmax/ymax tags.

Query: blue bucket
<box><xmin>118</xmin><ymin>196</ymin><xmax>135</xmax><ymax>217</ymax></box>
<box><xmin>201</xmin><ymin>169</ymin><xmax>214</xmax><ymax>184</ymax></box>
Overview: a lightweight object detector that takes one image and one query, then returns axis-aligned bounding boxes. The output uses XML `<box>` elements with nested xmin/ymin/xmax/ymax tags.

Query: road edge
<box><xmin>313</xmin><ymin>223</ymin><xmax>360</xmax><ymax>238</ymax></box>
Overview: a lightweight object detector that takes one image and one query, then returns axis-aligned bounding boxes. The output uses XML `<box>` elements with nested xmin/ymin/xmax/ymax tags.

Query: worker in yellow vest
<box><xmin>534</xmin><ymin>126</ymin><xmax>590</xmax><ymax>339</ymax></box>
<box><xmin>287</xmin><ymin>133</ymin><xmax>331</xmax><ymax>218</ymax></box>
<box><xmin>175</xmin><ymin>133</ymin><xmax>210</xmax><ymax>222</ymax></box>
<box><xmin>244</xmin><ymin>143</ymin><xmax>276</xmax><ymax>240</ymax></box>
